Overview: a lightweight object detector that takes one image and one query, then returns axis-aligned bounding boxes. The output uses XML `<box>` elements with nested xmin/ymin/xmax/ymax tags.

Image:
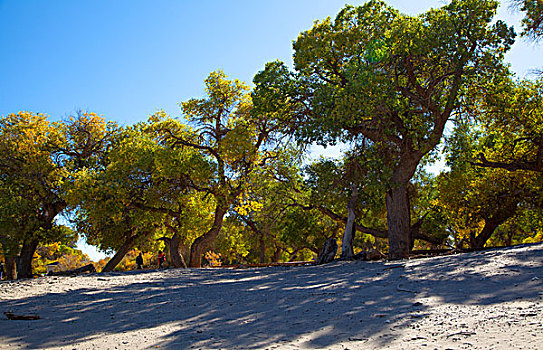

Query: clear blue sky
<box><xmin>1</xmin><ymin>0</ymin><xmax>541</xmax><ymax>261</ymax></box>
<box><xmin>1</xmin><ymin>0</ymin><xmax>541</xmax><ymax>126</ymax></box>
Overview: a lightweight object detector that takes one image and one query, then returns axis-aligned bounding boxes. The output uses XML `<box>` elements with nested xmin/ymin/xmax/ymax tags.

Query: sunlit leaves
<box><xmin>69</xmin><ymin>120</ymin><xmax>214</xmax><ymax>256</ymax></box>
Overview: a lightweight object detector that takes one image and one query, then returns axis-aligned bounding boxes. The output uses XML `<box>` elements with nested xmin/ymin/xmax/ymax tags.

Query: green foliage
<box><xmin>152</xmin><ymin>70</ymin><xmax>282</xmax><ymax>266</ymax></box>
<box><xmin>0</xmin><ymin>112</ymin><xmax>61</xmax><ymax>253</ymax></box>
<box><xmin>467</xmin><ymin>76</ymin><xmax>543</xmax><ymax>172</ymax></box>
<box><xmin>69</xmin><ymin>120</ymin><xmax>213</xmax><ymax>256</ymax></box>
<box><xmin>0</xmin><ymin>110</ymin><xmax>112</xmax><ymax>277</ymax></box>
<box><xmin>253</xmin><ymin>0</ymin><xmax>515</xmax><ymax>258</ymax></box>
<box><xmin>4</xmin><ymin>2</ymin><xmax>543</xmax><ymax>270</ymax></box>
<box><xmin>512</xmin><ymin>0</ymin><xmax>543</xmax><ymax>40</ymax></box>
<box><xmin>215</xmin><ymin>219</ymin><xmax>250</xmax><ymax>264</ymax></box>
<box><xmin>32</xmin><ymin>240</ymin><xmax>92</xmax><ymax>274</ymax></box>
<box><xmin>440</xmin><ymin>115</ymin><xmax>543</xmax><ymax>248</ymax></box>
<box><xmin>255</xmin><ymin>0</ymin><xmax>514</xmax><ymax>151</ymax></box>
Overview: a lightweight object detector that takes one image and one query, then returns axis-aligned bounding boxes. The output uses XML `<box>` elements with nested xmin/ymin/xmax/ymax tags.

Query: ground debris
<box><xmin>396</xmin><ymin>284</ymin><xmax>417</xmax><ymax>293</ymax></box>
<box><xmin>446</xmin><ymin>331</ymin><xmax>476</xmax><ymax>338</ymax></box>
<box><xmin>4</xmin><ymin>312</ymin><xmax>40</xmax><ymax>320</ymax></box>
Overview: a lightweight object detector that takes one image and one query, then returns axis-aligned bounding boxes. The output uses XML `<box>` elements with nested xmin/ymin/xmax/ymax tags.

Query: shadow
<box><xmin>0</xmin><ymin>243</ymin><xmax>541</xmax><ymax>349</ymax></box>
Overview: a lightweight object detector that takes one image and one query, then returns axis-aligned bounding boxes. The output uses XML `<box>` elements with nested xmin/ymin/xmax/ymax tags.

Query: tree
<box><xmin>471</xmin><ymin>77</ymin><xmax>543</xmax><ymax>172</ymax></box>
<box><xmin>70</xmin><ymin>121</ymin><xmax>212</xmax><ymax>271</ymax></box>
<box><xmin>512</xmin><ymin>0</ymin><xmax>543</xmax><ymax>41</ymax></box>
<box><xmin>32</xmin><ymin>234</ymin><xmax>93</xmax><ymax>274</ymax></box>
<box><xmin>223</xmin><ymin>145</ymin><xmax>346</xmax><ymax>263</ymax></box>
<box><xmin>473</xmin><ymin>2</ymin><xmax>543</xmax><ymax>174</ymax></box>
<box><xmin>436</xmin><ymin>165</ymin><xmax>536</xmax><ymax>248</ymax></box>
<box><xmin>302</xmin><ymin>155</ymin><xmax>386</xmax><ymax>259</ymax></box>
<box><xmin>154</xmin><ymin>71</ymin><xmax>280</xmax><ymax>267</ymax></box>
<box><xmin>439</xmin><ymin>115</ymin><xmax>543</xmax><ymax>248</ymax></box>
<box><xmin>0</xmin><ymin>111</ymin><xmax>111</xmax><ymax>279</ymax></box>
<box><xmin>253</xmin><ymin>0</ymin><xmax>515</xmax><ymax>259</ymax></box>
<box><xmin>226</xmin><ymin>146</ymin><xmax>303</xmax><ymax>263</ymax></box>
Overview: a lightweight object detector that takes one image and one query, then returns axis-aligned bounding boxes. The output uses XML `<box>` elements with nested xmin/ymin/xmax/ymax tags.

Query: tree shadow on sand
<box><xmin>1</xmin><ymin>243</ymin><xmax>542</xmax><ymax>349</ymax></box>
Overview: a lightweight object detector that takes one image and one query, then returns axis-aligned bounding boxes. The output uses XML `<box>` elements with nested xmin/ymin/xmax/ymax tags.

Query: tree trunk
<box><xmin>317</xmin><ymin>238</ymin><xmax>338</xmax><ymax>264</ymax></box>
<box><xmin>259</xmin><ymin>233</ymin><xmax>266</xmax><ymax>264</ymax></box>
<box><xmin>471</xmin><ymin>201</ymin><xmax>517</xmax><ymax>249</ymax></box>
<box><xmin>17</xmin><ymin>237</ymin><xmax>39</xmax><ymax>279</ymax></box>
<box><xmin>272</xmin><ymin>247</ymin><xmax>281</xmax><ymax>263</ymax></box>
<box><xmin>471</xmin><ymin>219</ymin><xmax>502</xmax><ymax>249</ymax></box>
<box><xmin>4</xmin><ymin>256</ymin><xmax>17</xmax><ymax>280</ymax></box>
<box><xmin>168</xmin><ymin>234</ymin><xmax>187</xmax><ymax>268</ymax></box>
<box><xmin>341</xmin><ymin>185</ymin><xmax>358</xmax><ymax>260</ymax></box>
<box><xmin>386</xmin><ymin>183</ymin><xmax>411</xmax><ymax>260</ymax></box>
<box><xmin>158</xmin><ymin>234</ymin><xmax>187</xmax><ymax>268</ymax></box>
<box><xmin>13</xmin><ymin>200</ymin><xmax>67</xmax><ymax>279</ymax></box>
<box><xmin>180</xmin><ymin>245</ymin><xmax>190</xmax><ymax>267</ymax></box>
<box><xmin>189</xmin><ymin>206</ymin><xmax>228</xmax><ymax>267</ymax></box>
<box><xmin>238</xmin><ymin>215</ymin><xmax>268</xmax><ymax>263</ymax></box>
<box><xmin>101</xmin><ymin>235</ymin><xmax>136</xmax><ymax>272</ymax></box>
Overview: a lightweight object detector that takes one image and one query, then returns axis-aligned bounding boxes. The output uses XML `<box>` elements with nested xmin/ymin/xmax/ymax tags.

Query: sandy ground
<box><xmin>1</xmin><ymin>243</ymin><xmax>542</xmax><ymax>350</ymax></box>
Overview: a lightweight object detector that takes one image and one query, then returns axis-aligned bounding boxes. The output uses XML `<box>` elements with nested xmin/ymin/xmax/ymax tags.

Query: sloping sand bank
<box><xmin>1</xmin><ymin>243</ymin><xmax>542</xmax><ymax>349</ymax></box>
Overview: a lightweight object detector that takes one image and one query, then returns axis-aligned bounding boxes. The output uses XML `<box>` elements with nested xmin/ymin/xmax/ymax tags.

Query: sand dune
<box><xmin>1</xmin><ymin>243</ymin><xmax>542</xmax><ymax>349</ymax></box>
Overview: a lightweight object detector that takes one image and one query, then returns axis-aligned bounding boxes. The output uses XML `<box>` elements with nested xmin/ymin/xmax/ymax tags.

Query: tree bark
<box><xmin>473</xmin><ymin>151</ymin><xmax>543</xmax><ymax>173</ymax></box>
<box><xmin>272</xmin><ymin>247</ymin><xmax>281</xmax><ymax>263</ymax></box>
<box><xmin>48</xmin><ymin>263</ymin><xmax>95</xmax><ymax>276</ymax></box>
<box><xmin>471</xmin><ymin>200</ymin><xmax>518</xmax><ymax>249</ymax></box>
<box><xmin>317</xmin><ymin>238</ymin><xmax>338</xmax><ymax>264</ymax></box>
<box><xmin>101</xmin><ymin>235</ymin><xmax>137</xmax><ymax>272</ymax></box>
<box><xmin>341</xmin><ymin>185</ymin><xmax>358</xmax><ymax>260</ymax></box>
<box><xmin>17</xmin><ymin>237</ymin><xmax>39</xmax><ymax>279</ymax></box>
<box><xmin>4</xmin><ymin>256</ymin><xmax>17</xmax><ymax>280</ymax></box>
<box><xmin>293</xmin><ymin>200</ymin><xmax>444</xmax><ymax>245</ymax></box>
<box><xmin>471</xmin><ymin>219</ymin><xmax>504</xmax><ymax>249</ymax></box>
<box><xmin>189</xmin><ymin>206</ymin><xmax>228</xmax><ymax>267</ymax></box>
<box><xmin>167</xmin><ymin>233</ymin><xmax>187</xmax><ymax>268</ymax></box>
<box><xmin>259</xmin><ymin>233</ymin><xmax>266</xmax><ymax>264</ymax></box>
<box><xmin>13</xmin><ymin>200</ymin><xmax>67</xmax><ymax>279</ymax></box>
<box><xmin>386</xmin><ymin>183</ymin><xmax>411</xmax><ymax>260</ymax></box>
<box><xmin>238</xmin><ymin>215</ymin><xmax>268</xmax><ymax>263</ymax></box>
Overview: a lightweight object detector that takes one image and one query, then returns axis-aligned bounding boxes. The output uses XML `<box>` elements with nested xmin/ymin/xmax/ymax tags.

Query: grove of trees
<box><xmin>1</xmin><ymin>0</ymin><xmax>542</xmax><ymax>279</ymax></box>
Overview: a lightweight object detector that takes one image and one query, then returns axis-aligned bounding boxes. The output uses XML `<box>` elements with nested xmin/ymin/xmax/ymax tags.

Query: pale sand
<box><xmin>1</xmin><ymin>243</ymin><xmax>542</xmax><ymax>349</ymax></box>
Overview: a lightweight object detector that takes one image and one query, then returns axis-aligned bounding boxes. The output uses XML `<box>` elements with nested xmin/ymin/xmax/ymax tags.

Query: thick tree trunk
<box><xmin>13</xmin><ymin>200</ymin><xmax>67</xmax><ymax>279</ymax></box>
<box><xmin>386</xmin><ymin>183</ymin><xmax>411</xmax><ymax>260</ymax></box>
<box><xmin>317</xmin><ymin>238</ymin><xmax>338</xmax><ymax>264</ymax></box>
<box><xmin>189</xmin><ymin>206</ymin><xmax>228</xmax><ymax>267</ymax></box>
<box><xmin>168</xmin><ymin>234</ymin><xmax>188</xmax><ymax>268</ymax></box>
<box><xmin>341</xmin><ymin>185</ymin><xmax>358</xmax><ymax>260</ymax></box>
<box><xmin>5</xmin><ymin>256</ymin><xmax>17</xmax><ymax>280</ymax></box>
<box><xmin>17</xmin><ymin>238</ymin><xmax>39</xmax><ymax>279</ymax></box>
<box><xmin>180</xmin><ymin>245</ymin><xmax>190</xmax><ymax>267</ymax></box>
<box><xmin>101</xmin><ymin>235</ymin><xmax>136</xmax><ymax>272</ymax></box>
<box><xmin>471</xmin><ymin>220</ymin><xmax>502</xmax><ymax>249</ymax></box>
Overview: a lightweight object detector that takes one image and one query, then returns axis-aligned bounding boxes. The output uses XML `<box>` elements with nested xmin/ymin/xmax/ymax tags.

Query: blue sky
<box><xmin>2</xmin><ymin>0</ymin><xmax>540</xmax><ymax>125</ymax></box>
<box><xmin>1</xmin><ymin>0</ymin><xmax>541</xmax><ymax>261</ymax></box>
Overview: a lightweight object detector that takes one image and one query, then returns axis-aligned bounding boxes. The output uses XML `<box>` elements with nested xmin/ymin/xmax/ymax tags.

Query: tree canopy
<box><xmin>253</xmin><ymin>0</ymin><xmax>515</xmax><ymax>259</ymax></box>
<box><xmin>1</xmin><ymin>0</ymin><xmax>542</xmax><ymax>278</ymax></box>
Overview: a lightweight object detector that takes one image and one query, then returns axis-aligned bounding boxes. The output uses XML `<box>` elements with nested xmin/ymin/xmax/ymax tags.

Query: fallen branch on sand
<box><xmin>48</xmin><ymin>263</ymin><xmax>96</xmax><ymax>276</ymax></box>
<box><xmin>4</xmin><ymin>312</ymin><xmax>40</xmax><ymax>320</ymax></box>
<box><xmin>383</xmin><ymin>264</ymin><xmax>405</xmax><ymax>270</ymax></box>
<box><xmin>446</xmin><ymin>331</ymin><xmax>476</xmax><ymax>338</ymax></box>
<box><xmin>396</xmin><ymin>284</ymin><xmax>417</xmax><ymax>293</ymax></box>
